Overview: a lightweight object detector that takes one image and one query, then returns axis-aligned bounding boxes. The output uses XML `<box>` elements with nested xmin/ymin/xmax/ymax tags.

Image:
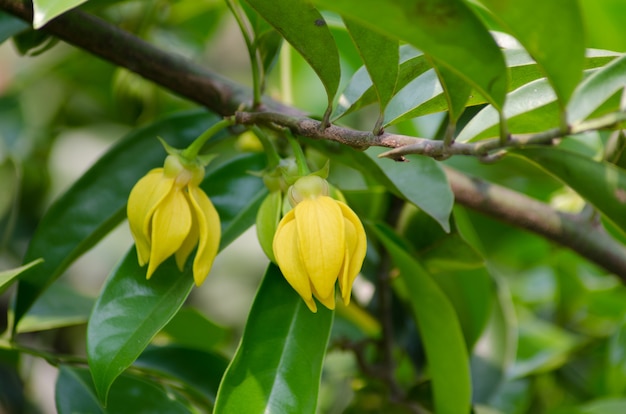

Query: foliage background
<box><xmin>1</xmin><ymin>0</ymin><xmax>626</xmax><ymax>413</ymax></box>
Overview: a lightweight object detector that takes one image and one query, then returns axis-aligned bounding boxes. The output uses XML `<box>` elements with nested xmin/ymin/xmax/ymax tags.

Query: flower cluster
<box><xmin>127</xmin><ymin>154</ymin><xmax>220</xmax><ymax>286</ymax></box>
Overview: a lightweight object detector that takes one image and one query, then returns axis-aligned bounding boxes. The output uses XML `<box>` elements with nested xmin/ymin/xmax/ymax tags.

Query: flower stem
<box><xmin>287</xmin><ymin>132</ymin><xmax>309</xmax><ymax>176</ymax></box>
<box><xmin>182</xmin><ymin>117</ymin><xmax>234</xmax><ymax>159</ymax></box>
<box><xmin>252</xmin><ymin>126</ymin><xmax>281</xmax><ymax>169</ymax></box>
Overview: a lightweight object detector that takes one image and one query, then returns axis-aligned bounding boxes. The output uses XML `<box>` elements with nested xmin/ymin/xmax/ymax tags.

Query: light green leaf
<box><xmin>581</xmin><ymin>399</ymin><xmax>626</xmax><ymax>414</ymax></box>
<box><xmin>214</xmin><ymin>264</ymin><xmax>333</xmax><ymax>414</ymax></box>
<box><xmin>55</xmin><ymin>365</ymin><xmax>192</xmax><ymax>414</ymax></box>
<box><xmin>244</xmin><ymin>0</ymin><xmax>341</xmax><ymax>111</ymax></box>
<box><xmin>312</xmin><ymin>0</ymin><xmax>507</xmax><ymax>110</ymax></box>
<box><xmin>344</xmin><ymin>17</ymin><xmax>398</xmax><ymax>113</ymax></box>
<box><xmin>372</xmin><ymin>223</ymin><xmax>471</xmax><ymax>414</ymax></box>
<box><xmin>0</xmin><ymin>259</ymin><xmax>42</xmax><ymax>296</ymax></box>
<box><xmin>32</xmin><ymin>0</ymin><xmax>88</xmax><ymax>29</ymax></box>
<box><xmin>568</xmin><ymin>54</ymin><xmax>626</xmax><ymax>124</ymax></box>
<box><xmin>605</xmin><ymin>315</ymin><xmax>626</xmax><ymax>396</ymax></box>
<box><xmin>513</xmin><ymin>147</ymin><xmax>626</xmax><ymax>236</ymax></box>
<box><xmin>479</xmin><ymin>0</ymin><xmax>585</xmax><ymax>106</ymax></box>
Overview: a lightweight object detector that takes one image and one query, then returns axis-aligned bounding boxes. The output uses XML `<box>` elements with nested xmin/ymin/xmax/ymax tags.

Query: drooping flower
<box><xmin>127</xmin><ymin>154</ymin><xmax>220</xmax><ymax>286</ymax></box>
<box><xmin>273</xmin><ymin>175</ymin><xmax>367</xmax><ymax>312</ymax></box>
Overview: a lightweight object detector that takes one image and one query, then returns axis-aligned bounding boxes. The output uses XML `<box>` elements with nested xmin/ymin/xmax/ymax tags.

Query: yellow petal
<box><xmin>188</xmin><ymin>186</ymin><xmax>221</xmax><ymax>286</ymax></box>
<box><xmin>295</xmin><ymin>196</ymin><xmax>344</xmax><ymax>299</ymax></box>
<box><xmin>337</xmin><ymin>201</ymin><xmax>367</xmax><ymax>304</ymax></box>
<box><xmin>147</xmin><ymin>188</ymin><xmax>192</xmax><ymax>279</ymax></box>
<box><xmin>127</xmin><ymin>169</ymin><xmax>173</xmax><ymax>265</ymax></box>
<box><xmin>174</xmin><ymin>190</ymin><xmax>199</xmax><ymax>272</ymax></box>
<box><xmin>273</xmin><ymin>210</ymin><xmax>313</xmax><ymax>303</ymax></box>
<box><xmin>312</xmin><ymin>283</ymin><xmax>336</xmax><ymax>310</ymax></box>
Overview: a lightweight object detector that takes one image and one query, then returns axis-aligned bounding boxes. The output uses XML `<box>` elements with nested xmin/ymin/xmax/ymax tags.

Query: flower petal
<box><xmin>127</xmin><ymin>168</ymin><xmax>173</xmax><ymax>265</ymax></box>
<box><xmin>337</xmin><ymin>201</ymin><xmax>367</xmax><ymax>305</ymax></box>
<box><xmin>174</xmin><ymin>191</ymin><xmax>200</xmax><ymax>272</ymax></box>
<box><xmin>295</xmin><ymin>196</ymin><xmax>344</xmax><ymax>299</ymax></box>
<box><xmin>312</xmin><ymin>283</ymin><xmax>335</xmax><ymax>310</ymax></box>
<box><xmin>273</xmin><ymin>210</ymin><xmax>314</xmax><ymax>305</ymax></box>
<box><xmin>187</xmin><ymin>186</ymin><xmax>221</xmax><ymax>286</ymax></box>
<box><xmin>147</xmin><ymin>188</ymin><xmax>191</xmax><ymax>279</ymax></box>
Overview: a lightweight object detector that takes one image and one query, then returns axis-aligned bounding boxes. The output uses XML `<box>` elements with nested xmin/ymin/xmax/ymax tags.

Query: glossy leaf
<box><xmin>55</xmin><ymin>365</ymin><xmax>191</xmax><ymax>414</ymax></box>
<box><xmin>344</xmin><ymin>17</ymin><xmax>398</xmax><ymax>111</ymax></box>
<box><xmin>372</xmin><ymin>223</ymin><xmax>471</xmax><ymax>414</ymax></box>
<box><xmin>0</xmin><ymin>11</ymin><xmax>29</xmax><ymax>44</ymax></box>
<box><xmin>431</xmin><ymin>59</ymin><xmax>471</xmax><ymax>123</ymax></box>
<box><xmin>513</xmin><ymin>147</ymin><xmax>626</xmax><ymax>236</ymax></box>
<box><xmin>456</xmin><ymin>77</ymin><xmax>558</xmax><ymax>142</ymax></box>
<box><xmin>32</xmin><ymin>0</ymin><xmax>89</xmax><ymax>29</ymax></box>
<box><xmin>0</xmin><ymin>259</ymin><xmax>42</xmax><ymax>296</ymax></box>
<box><xmin>134</xmin><ymin>345</ymin><xmax>229</xmax><ymax>405</ymax></box>
<box><xmin>480</xmin><ymin>0</ymin><xmax>585</xmax><ymax>106</ymax></box>
<box><xmin>568</xmin><ymin>54</ymin><xmax>626</xmax><ymax>124</ymax></box>
<box><xmin>87</xmin><ymin>253</ymin><xmax>195</xmax><ymax>403</ymax></box>
<box><xmin>244</xmin><ymin>0</ymin><xmax>341</xmax><ymax>108</ymax></box>
<box><xmin>365</xmin><ymin>147</ymin><xmax>452</xmax><ymax>232</ymax></box>
<box><xmin>214</xmin><ymin>264</ymin><xmax>333</xmax><ymax>414</ymax></box>
<box><xmin>334</xmin><ymin>45</ymin><xmax>429</xmax><ymax>120</ymax></box>
<box><xmin>15</xmin><ymin>111</ymin><xmax>223</xmax><ymax>327</ymax></box>
<box><xmin>312</xmin><ymin>0</ymin><xmax>507</xmax><ymax>110</ymax></box>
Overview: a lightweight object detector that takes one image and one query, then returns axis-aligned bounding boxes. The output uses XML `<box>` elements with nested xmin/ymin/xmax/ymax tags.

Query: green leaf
<box><xmin>214</xmin><ymin>264</ymin><xmax>333</xmax><ymax>414</ymax></box>
<box><xmin>479</xmin><ymin>0</ymin><xmax>585</xmax><ymax>106</ymax></box>
<box><xmin>0</xmin><ymin>259</ymin><xmax>42</xmax><ymax>296</ymax></box>
<box><xmin>456</xmin><ymin>77</ymin><xmax>558</xmax><ymax>142</ymax></box>
<box><xmin>580</xmin><ymin>399</ymin><xmax>626</xmax><ymax>414</ymax></box>
<box><xmin>134</xmin><ymin>345</ymin><xmax>229</xmax><ymax>405</ymax></box>
<box><xmin>431</xmin><ymin>59</ymin><xmax>472</xmax><ymax>123</ymax></box>
<box><xmin>32</xmin><ymin>0</ymin><xmax>89</xmax><ymax>29</ymax></box>
<box><xmin>161</xmin><ymin>308</ymin><xmax>228</xmax><ymax>352</ymax></box>
<box><xmin>333</xmin><ymin>45</ymin><xmax>429</xmax><ymax>120</ymax></box>
<box><xmin>371</xmin><ymin>223</ymin><xmax>471</xmax><ymax>414</ymax></box>
<box><xmin>605</xmin><ymin>316</ymin><xmax>626</xmax><ymax>396</ymax></box>
<box><xmin>17</xmin><ymin>282</ymin><xmax>94</xmax><ymax>333</ymax></box>
<box><xmin>0</xmin><ymin>11</ymin><xmax>29</xmax><ymax>44</ymax></box>
<box><xmin>244</xmin><ymin>0</ymin><xmax>341</xmax><ymax>110</ymax></box>
<box><xmin>87</xmin><ymin>254</ymin><xmax>195</xmax><ymax>403</ymax></box>
<box><xmin>55</xmin><ymin>365</ymin><xmax>192</xmax><ymax>414</ymax></box>
<box><xmin>513</xmin><ymin>147</ymin><xmax>626</xmax><ymax>236</ymax></box>
<box><xmin>365</xmin><ymin>147</ymin><xmax>452</xmax><ymax>232</ymax></box>
<box><xmin>312</xmin><ymin>0</ymin><xmax>507</xmax><ymax>110</ymax></box>
<box><xmin>568</xmin><ymin>54</ymin><xmax>626</xmax><ymax>124</ymax></box>
<box><xmin>343</xmin><ymin>17</ymin><xmax>399</xmax><ymax>112</ymax></box>
<box><xmin>15</xmin><ymin>111</ymin><xmax>223</xmax><ymax>327</ymax></box>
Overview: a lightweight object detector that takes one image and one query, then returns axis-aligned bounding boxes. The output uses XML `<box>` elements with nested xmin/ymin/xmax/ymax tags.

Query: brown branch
<box><xmin>2</xmin><ymin>0</ymin><xmax>626</xmax><ymax>277</ymax></box>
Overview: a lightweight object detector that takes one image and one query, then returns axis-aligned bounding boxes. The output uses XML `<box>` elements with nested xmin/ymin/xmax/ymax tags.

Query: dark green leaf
<box><xmin>0</xmin><ymin>11</ymin><xmax>29</xmax><ymax>44</ymax></box>
<box><xmin>87</xmin><ymin>254</ymin><xmax>195</xmax><ymax>403</ymax></box>
<box><xmin>344</xmin><ymin>17</ymin><xmax>399</xmax><ymax>111</ymax></box>
<box><xmin>365</xmin><ymin>147</ymin><xmax>452</xmax><ymax>232</ymax></box>
<box><xmin>32</xmin><ymin>0</ymin><xmax>88</xmax><ymax>29</ymax></box>
<box><xmin>480</xmin><ymin>0</ymin><xmax>585</xmax><ymax>106</ymax></box>
<box><xmin>371</xmin><ymin>223</ymin><xmax>471</xmax><ymax>414</ymax></box>
<box><xmin>17</xmin><ymin>281</ymin><xmax>94</xmax><ymax>333</ymax></box>
<box><xmin>568</xmin><ymin>54</ymin><xmax>626</xmax><ymax>124</ymax></box>
<box><xmin>161</xmin><ymin>308</ymin><xmax>228</xmax><ymax>352</ymax></box>
<box><xmin>312</xmin><ymin>0</ymin><xmax>508</xmax><ymax>110</ymax></box>
<box><xmin>244</xmin><ymin>0</ymin><xmax>341</xmax><ymax>109</ymax></box>
<box><xmin>135</xmin><ymin>345</ymin><xmax>229</xmax><ymax>405</ymax></box>
<box><xmin>513</xmin><ymin>147</ymin><xmax>626</xmax><ymax>236</ymax></box>
<box><xmin>431</xmin><ymin>58</ymin><xmax>471</xmax><ymax>123</ymax></box>
<box><xmin>15</xmin><ymin>111</ymin><xmax>222</xmax><ymax>327</ymax></box>
<box><xmin>55</xmin><ymin>365</ymin><xmax>192</xmax><ymax>414</ymax></box>
<box><xmin>214</xmin><ymin>264</ymin><xmax>333</xmax><ymax>414</ymax></box>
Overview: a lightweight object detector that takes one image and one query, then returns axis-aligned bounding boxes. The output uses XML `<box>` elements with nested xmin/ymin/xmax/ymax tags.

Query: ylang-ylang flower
<box><xmin>127</xmin><ymin>153</ymin><xmax>220</xmax><ymax>286</ymax></box>
<box><xmin>273</xmin><ymin>175</ymin><xmax>367</xmax><ymax>312</ymax></box>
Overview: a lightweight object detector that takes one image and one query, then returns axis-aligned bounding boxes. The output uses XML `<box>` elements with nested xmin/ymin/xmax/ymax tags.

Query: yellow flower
<box><xmin>273</xmin><ymin>175</ymin><xmax>367</xmax><ymax>312</ymax></box>
<box><xmin>127</xmin><ymin>154</ymin><xmax>220</xmax><ymax>286</ymax></box>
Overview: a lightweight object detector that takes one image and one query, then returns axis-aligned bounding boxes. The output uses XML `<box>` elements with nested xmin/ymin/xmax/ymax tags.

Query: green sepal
<box><xmin>256</xmin><ymin>190</ymin><xmax>282</xmax><ymax>263</ymax></box>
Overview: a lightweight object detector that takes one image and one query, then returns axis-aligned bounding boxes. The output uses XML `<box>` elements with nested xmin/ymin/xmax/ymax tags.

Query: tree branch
<box><xmin>3</xmin><ymin>0</ymin><xmax>626</xmax><ymax>277</ymax></box>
